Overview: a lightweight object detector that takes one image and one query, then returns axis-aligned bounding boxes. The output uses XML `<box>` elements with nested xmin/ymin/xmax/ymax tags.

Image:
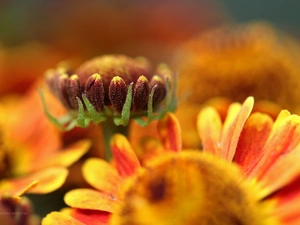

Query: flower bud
<box><xmin>85</xmin><ymin>74</ymin><xmax>105</xmax><ymax>112</ymax></box>
<box><xmin>132</xmin><ymin>76</ymin><xmax>150</xmax><ymax>112</ymax></box>
<box><xmin>109</xmin><ymin>76</ymin><xmax>128</xmax><ymax>113</ymax></box>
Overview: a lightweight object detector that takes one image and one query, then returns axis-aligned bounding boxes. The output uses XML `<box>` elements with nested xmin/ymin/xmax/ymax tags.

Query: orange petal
<box><xmin>157</xmin><ymin>112</ymin><xmax>182</xmax><ymax>152</ymax></box>
<box><xmin>110</xmin><ymin>134</ymin><xmax>141</xmax><ymax>177</ymax></box>
<box><xmin>0</xmin><ymin>167</ymin><xmax>68</xmax><ymax>195</ymax></box>
<box><xmin>71</xmin><ymin>209</ymin><xmax>110</xmax><ymax>225</ymax></box>
<box><xmin>42</xmin><ymin>212</ymin><xmax>85</xmax><ymax>225</ymax></box>
<box><xmin>234</xmin><ymin>113</ymin><xmax>273</xmax><ymax>176</ymax></box>
<box><xmin>32</xmin><ymin>139</ymin><xmax>91</xmax><ymax>171</ymax></box>
<box><xmin>250</xmin><ymin>115</ymin><xmax>300</xmax><ymax>180</ymax></box>
<box><xmin>64</xmin><ymin>188</ymin><xmax>119</xmax><ymax>212</ymax></box>
<box><xmin>220</xmin><ymin>97</ymin><xmax>254</xmax><ymax>161</ymax></box>
<box><xmin>272</xmin><ymin>176</ymin><xmax>300</xmax><ymax>224</ymax></box>
<box><xmin>82</xmin><ymin>158</ymin><xmax>122</xmax><ymax>194</ymax></box>
<box><xmin>197</xmin><ymin>106</ymin><xmax>222</xmax><ymax>155</ymax></box>
<box><xmin>258</xmin><ymin>149</ymin><xmax>300</xmax><ymax>198</ymax></box>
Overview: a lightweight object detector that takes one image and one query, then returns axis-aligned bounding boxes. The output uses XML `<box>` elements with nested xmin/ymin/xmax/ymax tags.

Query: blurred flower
<box><xmin>42</xmin><ymin>113</ymin><xmax>181</xmax><ymax>225</ymax></box>
<box><xmin>0</xmin><ymin>194</ymin><xmax>39</xmax><ymax>225</ymax></box>
<box><xmin>173</xmin><ymin>22</ymin><xmax>300</xmax><ymax>148</ymax></box>
<box><xmin>0</xmin><ymin>82</ymin><xmax>91</xmax><ymax>197</ymax></box>
<box><xmin>44</xmin><ymin>97</ymin><xmax>300</xmax><ymax>225</ymax></box>
<box><xmin>45</xmin><ymin>54</ymin><xmax>175</xmax><ymax>129</ymax></box>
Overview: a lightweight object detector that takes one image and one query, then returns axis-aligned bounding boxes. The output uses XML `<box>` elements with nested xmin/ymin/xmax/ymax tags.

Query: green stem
<box><xmin>101</xmin><ymin>117</ymin><xmax>130</xmax><ymax>161</ymax></box>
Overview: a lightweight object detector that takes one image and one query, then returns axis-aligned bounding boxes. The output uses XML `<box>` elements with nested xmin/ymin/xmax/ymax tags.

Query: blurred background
<box><xmin>0</xmin><ymin>0</ymin><xmax>299</xmax><ymax>92</ymax></box>
<box><xmin>0</xmin><ymin>0</ymin><xmax>299</xmax><ymax>96</ymax></box>
<box><xmin>0</xmin><ymin>0</ymin><xmax>299</xmax><ymax>219</ymax></box>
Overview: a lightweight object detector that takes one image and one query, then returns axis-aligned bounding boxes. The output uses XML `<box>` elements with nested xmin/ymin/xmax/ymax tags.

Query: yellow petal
<box><xmin>157</xmin><ymin>112</ymin><xmax>182</xmax><ymax>152</ymax></box>
<box><xmin>42</xmin><ymin>212</ymin><xmax>85</xmax><ymax>225</ymax></box>
<box><xmin>64</xmin><ymin>188</ymin><xmax>119</xmax><ymax>212</ymax></box>
<box><xmin>82</xmin><ymin>158</ymin><xmax>122</xmax><ymax>194</ymax></box>
<box><xmin>110</xmin><ymin>134</ymin><xmax>141</xmax><ymax>177</ymax></box>
<box><xmin>220</xmin><ymin>97</ymin><xmax>254</xmax><ymax>161</ymax></box>
<box><xmin>197</xmin><ymin>106</ymin><xmax>222</xmax><ymax>155</ymax></box>
<box><xmin>32</xmin><ymin>139</ymin><xmax>91</xmax><ymax>171</ymax></box>
<box><xmin>0</xmin><ymin>167</ymin><xmax>68</xmax><ymax>195</ymax></box>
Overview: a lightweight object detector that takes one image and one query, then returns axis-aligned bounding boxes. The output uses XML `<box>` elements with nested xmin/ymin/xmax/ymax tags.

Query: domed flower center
<box><xmin>45</xmin><ymin>54</ymin><xmax>175</xmax><ymax>128</ymax></box>
<box><xmin>110</xmin><ymin>151</ymin><xmax>278</xmax><ymax>225</ymax></box>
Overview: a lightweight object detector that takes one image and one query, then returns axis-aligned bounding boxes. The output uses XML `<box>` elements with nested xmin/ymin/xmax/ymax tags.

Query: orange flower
<box><xmin>197</xmin><ymin>97</ymin><xmax>300</xmax><ymax>224</ymax></box>
<box><xmin>0</xmin><ymin>82</ymin><xmax>91</xmax><ymax>197</ymax></box>
<box><xmin>42</xmin><ymin>113</ymin><xmax>181</xmax><ymax>225</ymax></box>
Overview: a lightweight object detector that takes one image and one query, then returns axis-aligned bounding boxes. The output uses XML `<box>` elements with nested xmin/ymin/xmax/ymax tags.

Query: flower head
<box><xmin>42</xmin><ymin>96</ymin><xmax>300</xmax><ymax>225</ymax></box>
<box><xmin>44</xmin><ymin>55</ymin><xmax>176</xmax><ymax>128</ymax></box>
<box><xmin>42</xmin><ymin>113</ymin><xmax>181</xmax><ymax>225</ymax></box>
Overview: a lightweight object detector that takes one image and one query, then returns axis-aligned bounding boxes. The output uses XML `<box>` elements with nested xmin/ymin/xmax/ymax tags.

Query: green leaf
<box><xmin>82</xmin><ymin>94</ymin><xmax>106</xmax><ymax>124</ymax></box>
<box><xmin>114</xmin><ymin>82</ymin><xmax>133</xmax><ymax>126</ymax></box>
<box><xmin>39</xmin><ymin>89</ymin><xmax>76</xmax><ymax>131</ymax></box>
<box><xmin>76</xmin><ymin>97</ymin><xmax>86</xmax><ymax>127</ymax></box>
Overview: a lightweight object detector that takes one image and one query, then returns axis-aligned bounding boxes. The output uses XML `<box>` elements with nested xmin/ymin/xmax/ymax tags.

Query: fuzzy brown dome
<box><xmin>173</xmin><ymin>22</ymin><xmax>300</xmax><ymax>114</ymax></box>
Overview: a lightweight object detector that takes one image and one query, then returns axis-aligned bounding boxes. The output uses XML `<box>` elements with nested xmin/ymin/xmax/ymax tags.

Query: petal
<box><xmin>0</xmin><ymin>167</ymin><xmax>68</xmax><ymax>195</ymax></box>
<box><xmin>250</xmin><ymin>115</ymin><xmax>300</xmax><ymax>180</ymax></box>
<box><xmin>70</xmin><ymin>209</ymin><xmax>110</xmax><ymax>225</ymax></box>
<box><xmin>82</xmin><ymin>158</ymin><xmax>122</xmax><ymax>194</ymax></box>
<box><xmin>220</xmin><ymin>97</ymin><xmax>254</xmax><ymax>161</ymax></box>
<box><xmin>32</xmin><ymin>139</ymin><xmax>91</xmax><ymax>170</ymax></box>
<box><xmin>157</xmin><ymin>112</ymin><xmax>182</xmax><ymax>152</ymax></box>
<box><xmin>272</xmin><ymin>110</ymin><xmax>291</xmax><ymax>130</ymax></box>
<box><xmin>197</xmin><ymin>106</ymin><xmax>222</xmax><ymax>155</ymax></box>
<box><xmin>64</xmin><ymin>188</ymin><xmax>119</xmax><ymax>212</ymax></box>
<box><xmin>110</xmin><ymin>134</ymin><xmax>141</xmax><ymax>177</ymax></box>
<box><xmin>234</xmin><ymin>113</ymin><xmax>273</xmax><ymax>176</ymax></box>
<box><xmin>42</xmin><ymin>212</ymin><xmax>85</xmax><ymax>225</ymax></box>
<box><xmin>258</xmin><ymin>149</ymin><xmax>300</xmax><ymax>197</ymax></box>
<box><xmin>271</xmin><ymin>176</ymin><xmax>300</xmax><ymax>224</ymax></box>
